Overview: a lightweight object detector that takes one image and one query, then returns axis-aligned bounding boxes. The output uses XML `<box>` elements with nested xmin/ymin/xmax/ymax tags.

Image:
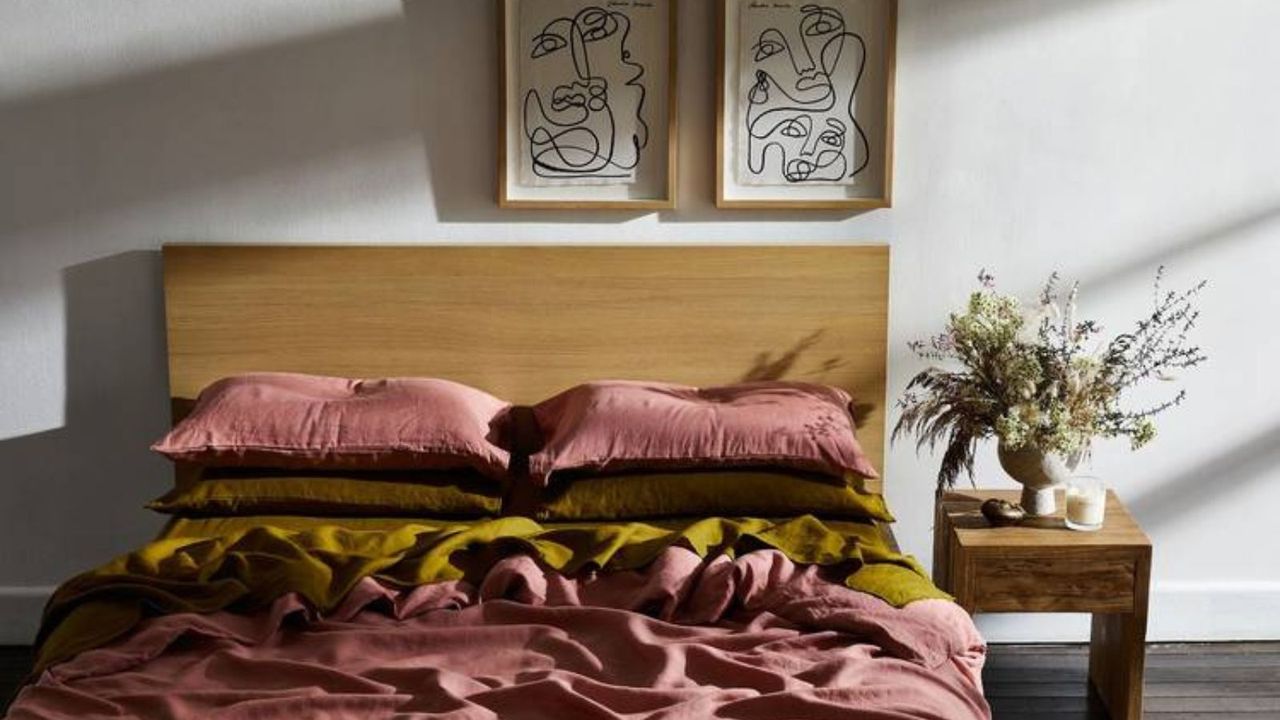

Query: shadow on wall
<box><xmin>0</xmin><ymin>252</ymin><xmax>171</xmax><ymax>582</ymax></box>
<box><xmin>1128</xmin><ymin>425</ymin><xmax>1280</xmax><ymax>531</ymax></box>
<box><xmin>0</xmin><ymin>17</ymin><xmax>419</xmax><ymax>242</ymax></box>
<box><xmin>400</xmin><ymin>0</ymin><xmax>870</xmax><ymax>225</ymax></box>
<box><xmin>0</xmin><ymin>0</ymin><xmax>660</xmax><ymax>233</ymax></box>
<box><xmin>401</xmin><ymin>0</ymin><xmax>631</xmax><ymax>225</ymax></box>
<box><xmin>907</xmin><ymin>0</ymin><xmax>1128</xmax><ymax>57</ymax></box>
<box><xmin>1084</xmin><ymin>203</ymin><xmax>1280</xmax><ymax>292</ymax></box>
<box><xmin>0</xmin><ymin>0</ymin><xmax>1149</xmax><ymax>242</ymax></box>
<box><xmin>399</xmin><ymin>0</ymin><xmax>1131</xmax><ymax>225</ymax></box>
<box><xmin>739</xmin><ymin>331</ymin><xmax>847</xmax><ymax>383</ymax></box>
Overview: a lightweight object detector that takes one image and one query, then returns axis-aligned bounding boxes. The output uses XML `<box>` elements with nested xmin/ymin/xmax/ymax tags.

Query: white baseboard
<box><xmin>0</xmin><ymin>586</ymin><xmax>55</xmax><ymax>645</ymax></box>
<box><xmin>977</xmin><ymin>581</ymin><xmax>1280</xmax><ymax>643</ymax></box>
<box><xmin>3</xmin><ymin>582</ymin><xmax>1278</xmax><ymax>646</ymax></box>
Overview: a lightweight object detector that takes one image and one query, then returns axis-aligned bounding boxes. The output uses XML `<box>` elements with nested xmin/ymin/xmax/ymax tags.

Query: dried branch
<box><xmin>894</xmin><ymin>268</ymin><xmax>1207</xmax><ymax>491</ymax></box>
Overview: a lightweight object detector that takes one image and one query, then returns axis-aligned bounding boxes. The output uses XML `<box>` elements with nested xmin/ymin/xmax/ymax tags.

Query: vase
<box><xmin>996</xmin><ymin>445</ymin><xmax>1079</xmax><ymax>516</ymax></box>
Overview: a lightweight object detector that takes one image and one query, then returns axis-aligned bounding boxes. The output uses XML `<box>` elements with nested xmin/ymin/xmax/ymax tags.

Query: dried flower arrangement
<box><xmin>894</xmin><ymin>268</ymin><xmax>1207</xmax><ymax>491</ymax></box>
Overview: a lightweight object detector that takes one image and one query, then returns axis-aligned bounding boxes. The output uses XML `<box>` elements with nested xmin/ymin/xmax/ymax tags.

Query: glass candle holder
<box><xmin>1064</xmin><ymin>476</ymin><xmax>1106</xmax><ymax>531</ymax></box>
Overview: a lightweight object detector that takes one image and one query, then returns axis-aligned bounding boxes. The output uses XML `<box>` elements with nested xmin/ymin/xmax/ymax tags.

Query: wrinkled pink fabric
<box><xmin>8</xmin><ymin>549</ymin><xmax>988</xmax><ymax>720</ymax></box>
<box><xmin>529</xmin><ymin>380</ymin><xmax>879</xmax><ymax>485</ymax></box>
<box><xmin>152</xmin><ymin>373</ymin><xmax>512</xmax><ymax>478</ymax></box>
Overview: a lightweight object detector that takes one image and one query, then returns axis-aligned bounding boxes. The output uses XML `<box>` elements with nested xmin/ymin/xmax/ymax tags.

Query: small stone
<box><xmin>981</xmin><ymin>498</ymin><xmax>1026</xmax><ymax>527</ymax></box>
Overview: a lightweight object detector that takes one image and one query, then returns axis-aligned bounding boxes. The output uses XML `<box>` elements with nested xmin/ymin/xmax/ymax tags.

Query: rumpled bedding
<box><xmin>10</xmin><ymin>547</ymin><xmax>987</xmax><ymax>719</ymax></box>
<box><xmin>8</xmin><ymin>516</ymin><xmax>989</xmax><ymax>719</ymax></box>
<box><xmin>31</xmin><ymin>516</ymin><xmax>949</xmax><ymax>673</ymax></box>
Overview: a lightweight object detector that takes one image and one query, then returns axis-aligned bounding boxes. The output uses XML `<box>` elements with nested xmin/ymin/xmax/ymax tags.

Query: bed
<box><xmin>6</xmin><ymin>245</ymin><xmax>990</xmax><ymax>719</ymax></box>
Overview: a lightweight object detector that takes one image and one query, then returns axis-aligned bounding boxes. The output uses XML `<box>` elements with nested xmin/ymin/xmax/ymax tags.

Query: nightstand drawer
<box><xmin>967</xmin><ymin>548</ymin><xmax>1136</xmax><ymax>613</ymax></box>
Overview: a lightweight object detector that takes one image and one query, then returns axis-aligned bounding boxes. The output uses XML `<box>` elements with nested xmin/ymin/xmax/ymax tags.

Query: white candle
<box><xmin>1065</xmin><ymin>478</ymin><xmax>1106</xmax><ymax>530</ymax></box>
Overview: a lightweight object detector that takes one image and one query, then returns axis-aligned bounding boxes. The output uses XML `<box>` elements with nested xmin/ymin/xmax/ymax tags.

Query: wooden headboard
<box><xmin>162</xmin><ymin>245</ymin><xmax>891</xmax><ymax>489</ymax></box>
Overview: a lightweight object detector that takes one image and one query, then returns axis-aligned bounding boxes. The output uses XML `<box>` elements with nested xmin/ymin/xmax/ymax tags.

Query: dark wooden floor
<box><xmin>3</xmin><ymin>643</ymin><xmax>1277</xmax><ymax>717</ymax></box>
<box><xmin>985</xmin><ymin>642</ymin><xmax>1280</xmax><ymax>719</ymax></box>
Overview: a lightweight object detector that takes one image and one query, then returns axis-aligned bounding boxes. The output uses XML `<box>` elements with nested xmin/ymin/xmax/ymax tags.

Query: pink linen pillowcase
<box><xmin>527</xmin><ymin>380</ymin><xmax>879</xmax><ymax>485</ymax></box>
<box><xmin>153</xmin><ymin>373</ymin><xmax>511</xmax><ymax>479</ymax></box>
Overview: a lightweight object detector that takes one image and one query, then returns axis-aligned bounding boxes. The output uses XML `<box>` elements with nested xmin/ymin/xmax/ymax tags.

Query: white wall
<box><xmin>1</xmin><ymin>0</ymin><xmax>1277</xmax><ymax>644</ymax></box>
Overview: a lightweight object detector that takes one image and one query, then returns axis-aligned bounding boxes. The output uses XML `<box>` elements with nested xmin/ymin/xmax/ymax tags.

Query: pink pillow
<box><xmin>527</xmin><ymin>380</ymin><xmax>878</xmax><ymax>485</ymax></box>
<box><xmin>153</xmin><ymin>373</ymin><xmax>511</xmax><ymax>478</ymax></box>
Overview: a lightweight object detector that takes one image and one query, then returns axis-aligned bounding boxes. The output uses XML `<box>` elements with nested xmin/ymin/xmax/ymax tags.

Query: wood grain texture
<box><xmin>714</xmin><ymin>0</ymin><xmax>726</xmax><ymax>207</ymax></box>
<box><xmin>162</xmin><ymin>245</ymin><xmax>891</xmax><ymax>492</ymax></box>
<box><xmin>970</xmin><ymin>548</ymin><xmax>1135</xmax><ymax>613</ymax></box>
<box><xmin>932</xmin><ymin>495</ymin><xmax>953</xmax><ymax>591</ymax></box>
<box><xmin>942</xmin><ymin>490</ymin><xmax>1151</xmax><ymax>548</ymax></box>
<box><xmin>496</xmin><ymin>0</ymin><xmax>678</xmax><ymax>209</ymax></box>
<box><xmin>1090</xmin><ymin>544</ymin><xmax>1151</xmax><ymax>720</ymax></box>
<box><xmin>935</xmin><ymin>489</ymin><xmax>1152</xmax><ymax>719</ymax></box>
<box><xmin>982</xmin><ymin>643</ymin><xmax>1280</xmax><ymax>719</ymax></box>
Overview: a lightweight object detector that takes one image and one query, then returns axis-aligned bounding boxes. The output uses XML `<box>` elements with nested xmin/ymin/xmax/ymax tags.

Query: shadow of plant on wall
<box><xmin>739</xmin><ymin>330</ymin><xmax>847</xmax><ymax>383</ymax></box>
<box><xmin>0</xmin><ymin>252</ymin><xmax>170</xmax><ymax>584</ymax></box>
<box><xmin>737</xmin><ymin>331</ymin><xmax>873</xmax><ymax>426</ymax></box>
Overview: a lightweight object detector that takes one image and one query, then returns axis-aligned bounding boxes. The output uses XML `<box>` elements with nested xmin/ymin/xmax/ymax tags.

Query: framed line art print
<box><xmin>498</xmin><ymin>0</ymin><xmax>678</xmax><ymax>209</ymax></box>
<box><xmin>717</xmin><ymin>0</ymin><xmax>897</xmax><ymax>209</ymax></box>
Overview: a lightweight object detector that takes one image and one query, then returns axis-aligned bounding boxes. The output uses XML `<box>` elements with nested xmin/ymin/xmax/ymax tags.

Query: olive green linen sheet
<box><xmin>148</xmin><ymin>468</ymin><xmax>503</xmax><ymax>517</ymax></box>
<box><xmin>536</xmin><ymin>469</ymin><xmax>894</xmax><ymax>521</ymax></box>
<box><xmin>35</xmin><ymin>515</ymin><xmax>947</xmax><ymax>673</ymax></box>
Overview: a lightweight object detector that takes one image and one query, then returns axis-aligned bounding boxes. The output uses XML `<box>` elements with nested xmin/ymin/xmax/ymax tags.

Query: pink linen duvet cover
<box><xmin>8</xmin><ymin>547</ymin><xmax>988</xmax><ymax>720</ymax></box>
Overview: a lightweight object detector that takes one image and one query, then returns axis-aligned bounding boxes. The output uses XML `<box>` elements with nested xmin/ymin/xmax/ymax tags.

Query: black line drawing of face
<box><xmin>745</xmin><ymin>4</ymin><xmax>868</xmax><ymax>183</ymax></box>
<box><xmin>523</xmin><ymin>6</ymin><xmax>648</xmax><ymax>180</ymax></box>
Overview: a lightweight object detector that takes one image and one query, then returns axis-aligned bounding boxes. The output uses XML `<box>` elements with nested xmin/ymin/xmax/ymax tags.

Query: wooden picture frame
<box><xmin>498</xmin><ymin>0</ymin><xmax>678</xmax><ymax>209</ymax></box>
<box><xmin>716</xmin><ymin>0</ymin><xmax>897</xmax><ymax>210</ymax></box>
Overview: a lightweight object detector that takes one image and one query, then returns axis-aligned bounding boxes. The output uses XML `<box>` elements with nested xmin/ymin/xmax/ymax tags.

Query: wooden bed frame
<box><xmin>161</xmin><ymin>245</ymin><xmax>891</xmax><ymax>494</ymax></box>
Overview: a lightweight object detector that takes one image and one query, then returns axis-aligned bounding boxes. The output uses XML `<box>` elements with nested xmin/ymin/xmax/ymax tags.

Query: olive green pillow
<box><xmin>148</xmin><ymin>468</ymin><xmax>502</xmax><ymax>518</ymax></box>
<box><xmin>535</xmin><ymin>469</ymin><xmax>893</xmax><ymax>522</ymax></box>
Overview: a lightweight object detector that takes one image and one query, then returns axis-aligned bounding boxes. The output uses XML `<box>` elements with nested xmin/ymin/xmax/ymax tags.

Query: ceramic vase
<box><xmin>996</xmin><ymin>445</ymin><xmax>1079</xmax><ymax>516</ymax></box>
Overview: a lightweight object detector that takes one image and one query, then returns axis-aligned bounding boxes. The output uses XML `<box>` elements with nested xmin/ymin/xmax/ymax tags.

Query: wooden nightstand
<box><xmin>934</xmin><ymin>489</ymin><xmax>1152</xmax><ymax>720</ymax></box>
